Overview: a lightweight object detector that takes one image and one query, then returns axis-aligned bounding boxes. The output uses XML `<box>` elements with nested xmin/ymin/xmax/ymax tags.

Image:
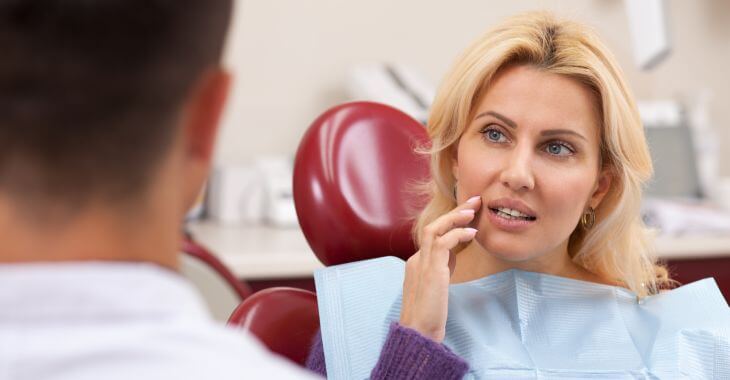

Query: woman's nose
<box><xmin>498</xmin><ymin>147</ymin><xmax>535</xmax><ymax>192</ymax></box>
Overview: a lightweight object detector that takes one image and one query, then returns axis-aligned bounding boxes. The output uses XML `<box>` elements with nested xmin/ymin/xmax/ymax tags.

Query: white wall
<box><xmin>217</xmin><ymin>0</ymin><xmax>730</xmax><ymax>175</ymax></box>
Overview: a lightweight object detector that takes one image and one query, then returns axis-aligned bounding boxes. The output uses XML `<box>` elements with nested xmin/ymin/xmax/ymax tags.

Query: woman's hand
<box><xmin>399</xmin><ymin>196</ymin><xmax>481</xmax><ymax>343</ymax></box>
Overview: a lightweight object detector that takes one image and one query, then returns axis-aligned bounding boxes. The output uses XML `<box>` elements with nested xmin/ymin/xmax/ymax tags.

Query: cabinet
<box><xmin>187</xmin><ymin>222</ymin><xmax>730</xmax><ymax>301</ymax></box>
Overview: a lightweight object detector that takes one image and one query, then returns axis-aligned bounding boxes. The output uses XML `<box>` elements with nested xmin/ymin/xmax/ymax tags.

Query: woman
<box><xmin>308</xmin><ymin>11</ymin><xmax>677</xmax><ymax>378</ymax></box>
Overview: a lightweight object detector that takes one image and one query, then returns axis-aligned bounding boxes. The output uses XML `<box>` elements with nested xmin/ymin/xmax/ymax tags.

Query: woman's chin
<box><xmin>475</xmin><ymin>234</ymin><xmax>536</xmax><ymax>262</ymax></box>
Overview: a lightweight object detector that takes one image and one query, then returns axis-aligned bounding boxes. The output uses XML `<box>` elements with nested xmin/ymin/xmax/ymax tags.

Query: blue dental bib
<box><xmin>315</xmin><ymin>257</ymin><xmax>730</xmax><ymax>379</ymax></box>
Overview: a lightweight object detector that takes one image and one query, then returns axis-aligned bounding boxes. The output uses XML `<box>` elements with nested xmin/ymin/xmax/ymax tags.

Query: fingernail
<box><xmin>459</xmin><ymin>209</ymin><xmax>475</xmax><ymax>215</ymax></box>
<box><xmin>466</xmin><ymin>196</ymin><xmax>481</xmax><ymax>204</ymax></box>
<box><xmin>465</xmin><ymin>228</ymin><xmax>478</xmax><ymax>235</ymax></box>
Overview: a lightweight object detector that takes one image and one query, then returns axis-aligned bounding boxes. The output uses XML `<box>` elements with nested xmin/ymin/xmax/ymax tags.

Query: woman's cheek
<box><xmin>543</xmin><ymin>173</ymin><xmax>594</xmax><ymax>225</ymax></box>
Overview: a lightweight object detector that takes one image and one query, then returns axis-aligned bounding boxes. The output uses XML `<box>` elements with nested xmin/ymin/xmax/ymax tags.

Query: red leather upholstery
<box><xmin>293</xmin><ymin>101</ymin><xmax>430</xmax><ymax>266</ymax></box>
<box><xmin>181</xmin><ymin>235</ymin><xmax>253</xmax><ymax>300</ymax></box>
<box><xmin>228</xmin><ymin>102</ymin><xmax>430</xmax><ymax>367</ymax></box>
<box><xmin>227</xmin><ymin>287</ymin><xmax>319</xmax><ymax>366</ymax></box>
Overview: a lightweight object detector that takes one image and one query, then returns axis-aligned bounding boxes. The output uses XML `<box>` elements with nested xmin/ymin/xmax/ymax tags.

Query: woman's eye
<box><xmin>484</xmin><ymin>129</ymin><xmax>506</xmax><ymax>143</ymax></box>
<box><xmin>545</xmin><ymin>142</ymin><xmax>573</xmax><ymax>156</ymax></box>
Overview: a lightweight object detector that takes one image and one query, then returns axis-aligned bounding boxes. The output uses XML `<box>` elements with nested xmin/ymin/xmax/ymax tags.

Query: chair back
<box><xmin>180</xmin><ymin>236</ymin><xmax>252</xmax><ymax>321</ymax></box>
<box><xmin>228</xmin><ymin>287</ymin><xmax>319</xmax><ymax>366</ymax></box>
<box><xmin>293</xmin><ymin>101</ymin><xmax>430</xmax><ymax>266</ymax></box>
<box><xmin>230</xmin><ymin>102</ymin><xmax>430</xmax><ymax>366</ymax></box>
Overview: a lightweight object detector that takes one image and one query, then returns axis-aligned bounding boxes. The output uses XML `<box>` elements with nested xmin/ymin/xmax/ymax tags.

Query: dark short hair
<box><xmin>0</xmin><ymin>0</ymin><xmax>232</xmax><ymax>212</ymax></box>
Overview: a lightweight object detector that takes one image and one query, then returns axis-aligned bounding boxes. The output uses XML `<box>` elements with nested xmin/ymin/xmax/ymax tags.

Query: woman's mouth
<box><xmin>489</xmin><ymin>207</ymin><xmax>537</xmax><ymax>221</ymax></box>
<box><xmin>485</xmin><ymin>200</ymin><xmax>538</xmax><ymax>232</ymax></box>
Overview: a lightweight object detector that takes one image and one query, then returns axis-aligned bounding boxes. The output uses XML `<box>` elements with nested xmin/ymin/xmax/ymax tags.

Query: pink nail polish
<box><xmin>465</xmin><ymin>228</ymin><xmax>478</xmax><ymax>235</ymax></box>
<box><xmin>459</xmin><ymin>209</ymin><xmax>475</xmax><ymax>215</ymax></box>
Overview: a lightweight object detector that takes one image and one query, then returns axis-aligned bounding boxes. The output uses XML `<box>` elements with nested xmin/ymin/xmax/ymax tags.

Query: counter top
<box><xmin>187</xmin><ymin>221</ymin><xmax>730</xmax><ymax>279</ymax></box>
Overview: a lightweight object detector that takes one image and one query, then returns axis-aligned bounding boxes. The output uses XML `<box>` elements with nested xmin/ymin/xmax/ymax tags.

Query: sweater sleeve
<box><xmin>305</xmin><ymin>322</ymin><xmax>469</xmax><ymax>379</ymax></box>
<box><xmin>305</xmin><ymin>329</ymin><xmax>327</xmax><ymax>376</ymax></box>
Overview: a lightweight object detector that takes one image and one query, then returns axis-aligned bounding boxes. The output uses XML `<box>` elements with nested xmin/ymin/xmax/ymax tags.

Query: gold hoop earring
<box><xmin>581</xmin><ymin>207</ymin><xmax>596</xmax><ymax>230</ymax></box>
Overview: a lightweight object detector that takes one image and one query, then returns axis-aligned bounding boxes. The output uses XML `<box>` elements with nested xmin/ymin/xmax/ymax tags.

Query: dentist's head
<box><xmin>0</xmin><ymin>0</ymin><xmax>233</xmax><ymax>269</ymax></box>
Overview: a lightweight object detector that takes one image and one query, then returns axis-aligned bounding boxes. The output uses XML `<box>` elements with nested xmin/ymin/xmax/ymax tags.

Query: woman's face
<box><xmin>454</xmin><ymin>64</ymin><xmax>611</xmax><ymax>262</ymax></box>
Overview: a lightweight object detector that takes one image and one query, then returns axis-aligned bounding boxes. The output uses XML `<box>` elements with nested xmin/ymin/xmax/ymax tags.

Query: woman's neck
<box><xmin>450</xmin><ymin>240</ymin><xmax>612</xmax><ymax>286</ymax></box>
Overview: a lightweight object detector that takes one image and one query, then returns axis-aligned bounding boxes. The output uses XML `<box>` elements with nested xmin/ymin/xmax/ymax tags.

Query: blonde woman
<box><xmin>307</xmin><ymin>12</ymin><xmax>726</xmax><ymax>379</ymax></box>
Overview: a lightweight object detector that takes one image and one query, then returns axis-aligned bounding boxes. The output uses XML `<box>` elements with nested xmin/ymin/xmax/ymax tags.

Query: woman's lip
<box><xmin>486</xmin><ymin>207</ymin><xmax>536</xmax><ymax>232</ymax></box>
<box><xmin>487</xmin><ymin>198</ymin><xmax>537</xmax><ymax>218</ymax></box>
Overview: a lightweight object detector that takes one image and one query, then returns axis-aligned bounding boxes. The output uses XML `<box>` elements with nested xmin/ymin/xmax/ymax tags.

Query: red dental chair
<box><xmin>180</xmin><ymin>234</ymin><xmax>253</xmax><ymax>321</ymax></box>
<box><xmin>227</xmin><ymin>101</ymin><xmax>430</xmax><ymax>366</ymax></box>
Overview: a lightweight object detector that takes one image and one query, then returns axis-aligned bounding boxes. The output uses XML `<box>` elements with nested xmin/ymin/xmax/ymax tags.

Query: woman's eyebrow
<box><xmin>474</xmin><ymin>110</ymin><xmax>588</xmax><ymax>142</ymax></box>
<box><xmin>473</xmin><ymin>110</ymin><xmax>517</xmax><ymax>129</ymax></box>
<box><xmin>541</xmin><ymin>129</ymin><xmax>588</xmax><ymax>142</ymax></box>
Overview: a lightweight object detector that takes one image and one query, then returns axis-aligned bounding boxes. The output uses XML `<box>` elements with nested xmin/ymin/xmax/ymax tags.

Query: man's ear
<box><xmin>180</xmin><ymin>67</ymin><xmax>232</xmax><ymax>211</ymax></box>
<box><xmin>184</xmin><ymin>68</ymin><xmax>231</xmax><ymax>163</ymax></box>
<box><xmin>589</xmin><ymin>168</ymin><xmax>612</xmax><ymax>209</ymax></box>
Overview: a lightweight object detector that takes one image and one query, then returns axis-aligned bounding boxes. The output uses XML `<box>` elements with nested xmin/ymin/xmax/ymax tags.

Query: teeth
<box><xmin>496</xmin><ymin>207</ymin><xmax>531</xmax><ymax>218</ymax></box>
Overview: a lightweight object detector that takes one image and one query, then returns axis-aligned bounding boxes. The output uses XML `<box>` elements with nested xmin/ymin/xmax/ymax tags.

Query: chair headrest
<box><xmin>293</xmin><ymin>102</ymin><xmax>430</xmax><ymax>266</ymax></box>
<box><xmin>227</xmin><ymin>287</ymin><xmax>318</xmax><ymax>366</ymax></box>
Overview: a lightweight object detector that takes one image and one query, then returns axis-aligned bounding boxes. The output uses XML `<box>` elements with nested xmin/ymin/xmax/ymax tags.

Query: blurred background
<box><xmin>218</xmin><ymin>0</ymin><xmax>728</xmax><ymax>166</ymax></box>
<box><xmin>202</xmin><ymin>0</ymin><xmax>730</xmax><ymax>229</ymax></box>
<box><xmin>184</xmin><ymin>0</ymin><xmax>730</xmax><ymax>317</ymax></box>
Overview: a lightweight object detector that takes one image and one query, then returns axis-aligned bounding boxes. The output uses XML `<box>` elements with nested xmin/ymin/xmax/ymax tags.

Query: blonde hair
<box><xmin>413</xmin><ymin>11</ymin><xmax>671</xmax><ymax>297</ymax></box>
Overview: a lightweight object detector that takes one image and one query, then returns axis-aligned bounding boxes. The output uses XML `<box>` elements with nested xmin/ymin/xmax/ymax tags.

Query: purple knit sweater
<box><xmin>306</xmin><ymin>322</ymin><xmax>469</xmax><ymax>379</ymax></box>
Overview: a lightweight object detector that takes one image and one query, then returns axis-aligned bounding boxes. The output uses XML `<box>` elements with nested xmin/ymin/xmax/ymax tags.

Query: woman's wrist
<box><xmin>398</xmin><ymin>319</ymin><xmax>445</xmax><ymax>343</ymax></box>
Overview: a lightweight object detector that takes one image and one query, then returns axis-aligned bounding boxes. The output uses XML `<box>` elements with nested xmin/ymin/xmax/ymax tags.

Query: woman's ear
<box><xmin>451</xmin><ymin>146</ymin><xmax>460</xmax><ymax>181</ymax></box>
<box><xmin>589</xmin><ymin>168</ymin><xmax>612</xmax><ymax>208</ymax></box>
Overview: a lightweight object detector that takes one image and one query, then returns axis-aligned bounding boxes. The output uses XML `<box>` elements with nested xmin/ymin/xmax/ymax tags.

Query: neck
<box><xmin>0</xmin><ymin>195</ymin><xmax>181</xmax><ymax>270</ymax></box>
<box><xmin>452</xmin><ymin>240</ymin><xmax>603</xmax><ymax>284</ymax></box>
